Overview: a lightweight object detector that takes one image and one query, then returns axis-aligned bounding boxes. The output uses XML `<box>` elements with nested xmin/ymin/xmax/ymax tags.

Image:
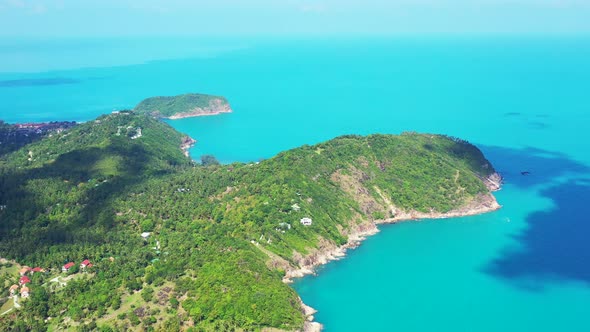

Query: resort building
<box><xmin>19</xmin><ymin>276</ymin><xmax>31</xmax><ymax>285</ymax></box>
<box><xmin>80</xmin><ymin>259</ymin><xmax>92</xmax><ymax>269</ymax></box>
<box><xmin>20</xmin><ymin>286</ymin><xmax>30</xmax><ymax>298</ymax></box>
<box><xmin>19</xmin><ymin>267</ymin><xmax>31</xmax><ymax>276</ymax></box>
<box><xmin>300</xmin><ymin>217</ymin><xmax>313</xmax><ymax>226</ymax></box>
<box><xmin>62</xmin><ymin>262</ymin><xmax>75</xmax><ymax>272</ymax></box>
<box><xmin>32</xmin><ymin>267</ymin><xmax>45</xmax><ymax>274</ymax></box>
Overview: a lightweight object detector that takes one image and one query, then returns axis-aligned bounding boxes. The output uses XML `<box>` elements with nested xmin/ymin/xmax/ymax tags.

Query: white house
<box><xmin>141</xmin><ymin>232</ymin><xmax>151</xmax><ymax>239</ymax></box>
<box><xmin>300</xmin><ymin>217</ymin><xmax>312</xmax><ymax>226</ymax></box>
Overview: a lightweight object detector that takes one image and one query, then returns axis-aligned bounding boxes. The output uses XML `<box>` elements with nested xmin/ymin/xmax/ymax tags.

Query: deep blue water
<box><xmin>1</xmin><ymin>37</ymin><xmax>589</xmax><ymax>331</ymax></box>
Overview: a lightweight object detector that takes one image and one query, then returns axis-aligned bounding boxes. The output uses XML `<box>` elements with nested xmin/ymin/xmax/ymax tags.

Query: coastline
<box><xmin>166</xmin><ymin>108</ymin><xmax>232</xmax><ymax>120</ymax></box>
<box><xmin>165</xmin><ymin>98</ymin><xmax>233</xmax><ymax>120</ymax></box>
<box><xmin>166</xmin><ymin>99</ymin><xmax>232</xmax><ymax>157</ymax></box>
<box><xmin>292</xmin><ymin>174</ymin><xmax>502</xmax><ymax>331</ymax></box>
<box><xmin>180</xmin><ymin>136</ymin><xmax>197</xmax><ymax>158</ymax></box>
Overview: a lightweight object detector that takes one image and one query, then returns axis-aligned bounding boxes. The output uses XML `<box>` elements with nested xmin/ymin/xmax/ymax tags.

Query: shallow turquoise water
<box><xmin>1</xmin><ymin>37</ymin><xmax>590</xmax><ymax>331</ymax></box>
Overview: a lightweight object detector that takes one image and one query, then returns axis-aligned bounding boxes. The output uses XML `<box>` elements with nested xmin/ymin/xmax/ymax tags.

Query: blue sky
<box><xmin>1</xmin><ymin>0</ymin><xmax>590</xmax><ymax>37</ymax></box>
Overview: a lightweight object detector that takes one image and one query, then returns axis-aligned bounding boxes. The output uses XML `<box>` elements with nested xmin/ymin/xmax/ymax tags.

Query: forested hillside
<box><xmin>0</xmin><ymin>112</ymin><xmax>499</xmax><ymax>331</ymax></box>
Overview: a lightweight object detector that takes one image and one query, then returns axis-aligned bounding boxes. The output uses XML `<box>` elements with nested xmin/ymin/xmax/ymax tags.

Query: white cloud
<box><xmin>0</xmin><ymin>0</ymin><xmax>48</xmax><ymax>14</ymax></box>
<box><xmin>2</xmin><ymin>0</ymin><xmax>26</xmax><ymax>8</ymax></box>
<box><xmin>31</xmin><ymin>3</ymin><xmax>45</xmax><ymax>13</ymax></box>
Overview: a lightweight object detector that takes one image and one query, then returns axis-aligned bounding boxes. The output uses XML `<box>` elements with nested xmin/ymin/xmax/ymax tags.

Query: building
<box><xmin>80</xmin><ymin>259</ymin><xmax>92</xmax><ymax>269</ymax></box>
<box><xmin>300</xmin><ymin>217</ymin><xmax>313</xmax><ymax>226</ymax></box>
<box><xmin>19</xmin><ymin>276</ymin><xmax>31</xmax><ymax>285</ymax></box>
<box><xmin>20</xmin><ymin>286</ymin><xmax>30</xmax><ymax>298</ymax></box>
<box><xmin>141</xmin><ymin>232</ymin><xmax>151</xmax><ymax>239</ymax></box>
<box><xmin>19</xmin><ymin>267</ymin><xmax>31</xmax><ymax>276</ymax></box>
<box><xmin>9</xmin><ymin>284</ymin><xmax>18</xmax><ymax>295</ymax></box>
<box><xmin>32</xmin><ymin>267</ymin><xmax>45</xmax><ymax>274</ymax></box>
<box><xmin>62</xmin><ymin>262</ymin><xmax>75</xmax><ymax>272</ymax></box>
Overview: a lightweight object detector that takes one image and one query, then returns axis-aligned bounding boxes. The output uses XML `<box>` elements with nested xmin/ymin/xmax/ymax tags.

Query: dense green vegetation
<box><xmin>134</xmin><ymin>93</ymin><xmax>229</xmax><ymax>118</ymax></box>
<box><xmin>0</xmin><ymin>112</ymin><xmax>496</xmax><ymax>331</ymax></box>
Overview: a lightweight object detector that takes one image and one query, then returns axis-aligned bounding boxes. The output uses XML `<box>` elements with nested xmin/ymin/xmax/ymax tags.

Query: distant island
<box><xmin>134</xmin><ymin>93</ymin><xmax>233</xmax><ymax>119</ymax></box>
<box><xmin>0</xmin><ymin>110</ymin><xmax>501</xmax><ymax>331</ymax></box>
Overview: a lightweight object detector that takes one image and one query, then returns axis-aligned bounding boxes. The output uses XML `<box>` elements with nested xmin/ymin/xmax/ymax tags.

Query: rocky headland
<box><xmin>133</xmin><ymin>93</ymin><xmax>233</xmax><ymax>120</ymax></box>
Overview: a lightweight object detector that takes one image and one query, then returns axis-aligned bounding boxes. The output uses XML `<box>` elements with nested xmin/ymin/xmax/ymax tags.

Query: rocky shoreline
<box><xmin>180</xmin><ymin>136</ymin><xmax>197</xmax><ymax>157</ymax></box>
<box><xmin>292</xmin><ymin>173</ymin><xmax>503</xmax><ymax>331</ymax></box>
<box><xmin>166</xmin><ymin>98</ymin><xmax>233</xmax><ymax>119</ymax></box>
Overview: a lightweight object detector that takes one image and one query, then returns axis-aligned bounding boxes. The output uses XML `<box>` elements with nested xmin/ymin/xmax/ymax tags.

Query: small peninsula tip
<box><xmin>134</xmin><ymin>93</ymin><xmax>232</xmax><ymax>119</ymax></box>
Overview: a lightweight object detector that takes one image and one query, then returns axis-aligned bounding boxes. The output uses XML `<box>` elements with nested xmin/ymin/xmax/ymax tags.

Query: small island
<box><xmin>133</xmin><ymin>93</ymin><xmax>233</xmax><ymax>119</ymax></box>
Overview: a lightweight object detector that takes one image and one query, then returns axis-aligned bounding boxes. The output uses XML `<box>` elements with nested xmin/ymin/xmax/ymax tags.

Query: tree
<box><xmin>169</xmin><ymin>298</ymin><xmax>179</xmax><ymax>309</ymax></box>
<box><xmin>26</xmin><ymin>285</ymin><xmax>49</xmax><ymax>319</ymax></box>
<box><xmin>200</xmin><ymin>155</ymin><xmax>220</xmax><ymax>166</ymax></box>
<box><xmin>140</xmin><ymin>219</ymin><xmax>155</xmax><ymax>232</ymax></box>
<box><xmin>141</xmin><ymin>287</ymin><xmax>154</xmax><ymax>302</ymax></box>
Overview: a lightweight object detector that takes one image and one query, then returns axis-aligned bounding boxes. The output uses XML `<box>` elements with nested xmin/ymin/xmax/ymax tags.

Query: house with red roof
<box><xmin>32</xmin><ymin>267</ymin><xmax>45</xmax><ymax>273</ymax></box>
<box><xmin>19</xmin><ymin>276</ymin><xmax>31</xmax><ymax>285</ymax></box>
<box><xmin>62</xmin><ymin>262</ymin><xmax>75</xmax><ymax>272</ymax></box>
<box><xmin>80</xmin><ymin>259</ymin><xmax>92</xmax><ymax>269</ymax></box>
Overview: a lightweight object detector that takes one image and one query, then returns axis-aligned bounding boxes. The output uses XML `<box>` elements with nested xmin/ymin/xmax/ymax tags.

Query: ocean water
<box><xmin>1</xmin><ymin>37</ymin><xmax>590</xmax><ymax>331</ymax></box>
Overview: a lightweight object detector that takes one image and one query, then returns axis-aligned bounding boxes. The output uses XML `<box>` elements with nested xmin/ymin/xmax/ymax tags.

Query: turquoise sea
<box><xmin>1</xmin><ymin>37</ymin><xmax>589</xmax><ymax>331</ymax></box>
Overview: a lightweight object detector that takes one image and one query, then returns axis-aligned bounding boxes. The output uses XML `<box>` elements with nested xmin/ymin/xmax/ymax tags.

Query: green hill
<box><xmin>0</xmin><ymin>113</ymin><xmax>500</xmax><ymax>331</ymax></box>
<box><xmin>134</xmin><ymin>93</ymin><xmax>232</xmax><ymax>119</ymax></box>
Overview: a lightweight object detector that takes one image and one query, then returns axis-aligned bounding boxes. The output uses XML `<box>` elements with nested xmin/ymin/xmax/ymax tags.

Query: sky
<box><xmin>1</xmin><ymin>0</ymin><xmax>590</xmax><ymax>37</ymax></box>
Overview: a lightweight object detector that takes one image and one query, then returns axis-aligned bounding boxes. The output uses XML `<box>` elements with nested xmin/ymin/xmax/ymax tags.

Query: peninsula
<box><xmin>0</xmin><ymin>111</ymin><xmax>501</xmax><ymax>331</ymax></box>
<box><xmin>133</xmin><ymin>93</ymin><xmax>233</xmax><ymax>119</ymax></box>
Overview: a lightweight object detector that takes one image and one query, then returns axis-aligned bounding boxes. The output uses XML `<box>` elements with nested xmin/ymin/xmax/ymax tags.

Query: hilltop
<box><xmin>134</xmin><ymin>93</ymin><xmax>232</xmax><ymax>119</ymax></box>
<box><xmin>0</xmin><ymin>112</ymin><xmax>501</xmax><ymax>331</ymax></box>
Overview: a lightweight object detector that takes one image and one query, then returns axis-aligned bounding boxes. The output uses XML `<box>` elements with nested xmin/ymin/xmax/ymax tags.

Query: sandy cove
<box><xmin>291</xmin><ymin>174</ymin><xmax>503</xmax><ymax>331</ymax></box>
